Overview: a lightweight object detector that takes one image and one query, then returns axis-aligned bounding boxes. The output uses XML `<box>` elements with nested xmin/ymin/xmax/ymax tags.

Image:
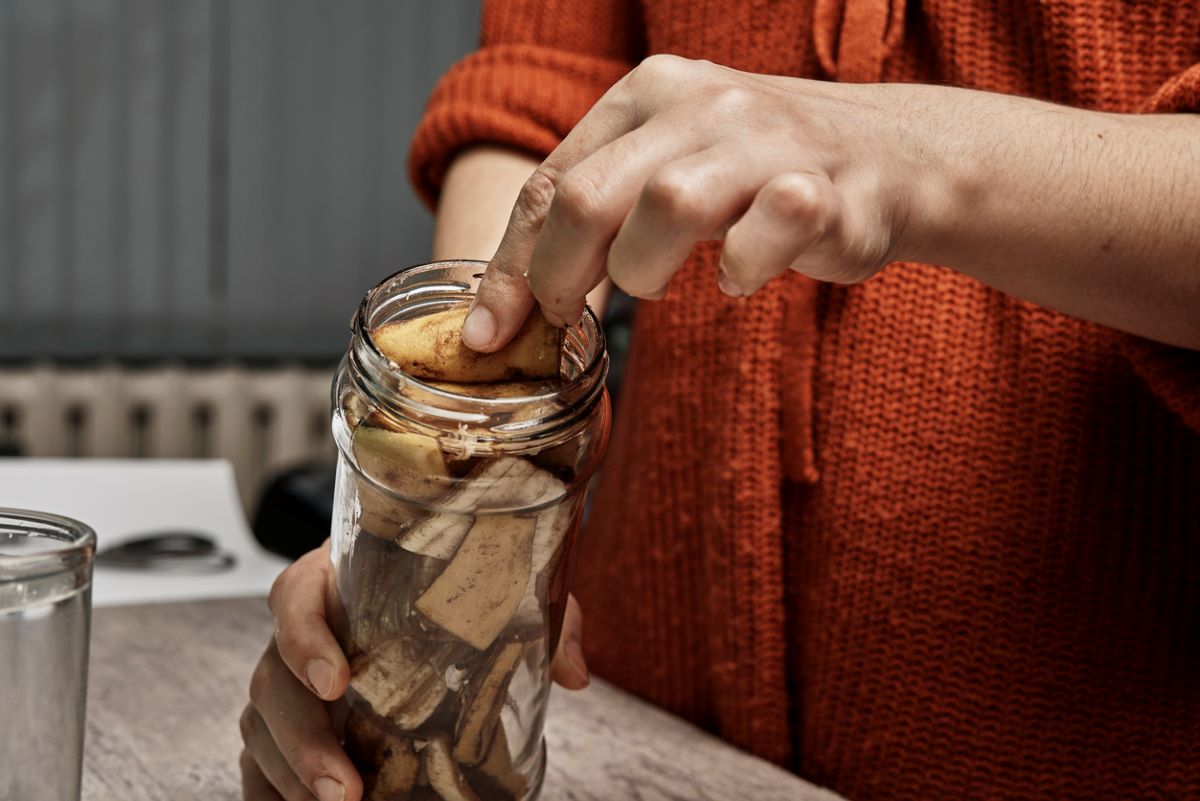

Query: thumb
<box><xmin>550</xmin><ymin>594</ymin><xmax>589</xmax><ymax>690</ymax></box>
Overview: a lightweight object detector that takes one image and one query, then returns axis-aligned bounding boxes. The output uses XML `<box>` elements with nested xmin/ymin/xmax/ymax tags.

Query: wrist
<box><xmin>880</xmin><ymin>84</ymin><xmax>985</xmax><ymax>269</ymax></box>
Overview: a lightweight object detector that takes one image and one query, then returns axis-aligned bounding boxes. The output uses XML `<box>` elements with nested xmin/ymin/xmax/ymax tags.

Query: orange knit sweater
<box><xmin>410</xmin><ymin>2</ymin><xmax>1200</xmax><ymax>799</ymax></box>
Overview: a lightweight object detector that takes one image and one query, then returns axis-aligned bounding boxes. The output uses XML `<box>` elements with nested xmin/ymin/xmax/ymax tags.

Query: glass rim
<box><xmin>0</xmin><ymin>507</ymin><xmax>96</xmax><ymax>581</ymax></box>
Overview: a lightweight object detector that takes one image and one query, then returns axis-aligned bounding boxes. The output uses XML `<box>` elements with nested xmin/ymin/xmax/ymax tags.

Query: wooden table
<box><xmin>83</xmin><ymin>598</ymin><xmax>843</xmax><ymax>801</ymax></box>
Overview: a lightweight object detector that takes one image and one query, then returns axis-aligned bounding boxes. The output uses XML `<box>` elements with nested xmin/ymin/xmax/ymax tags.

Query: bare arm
<box><xmin>432</xmin><ymin>146</ymin><xmax>541</xmax><ymax>261</ymax></box>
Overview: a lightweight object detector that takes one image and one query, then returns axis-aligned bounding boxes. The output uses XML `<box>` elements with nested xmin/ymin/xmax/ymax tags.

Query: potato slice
<box><xmin>351</xmin><ymin>638</ymin><xmax>448</xmax><ymax>730</ymax></box>
<box><xmin>454</xmin><ymin>641</ymin><xmax>523</xmax><ymax>765</ymax></box>
<box><xmin>397</xmin><ymin>458</ymin><xmax>563</xmax><ymax>559</ymax></box>
<box><xmin>373</xmin><ymin>306</ymin><xmax>561</xmax><ymax>383</ymax></box>
<box><xmin>414</xmin><ymin>515</ymin><xmax>534</xmax><ymax>650</ymax></box>
<box><xmin>344</xmin><ymin>708</ymin><xmax>421</xmax><ymax>800</ymax></box>
<box><xmin>476</xmin><ymin>726</ymin><xmax>528</xmax><ymax>801</ymax></box>
<box><xmin>425</xmin><ymin>736</ymin><xmax>481</xmax><ymax>801</ymax></box>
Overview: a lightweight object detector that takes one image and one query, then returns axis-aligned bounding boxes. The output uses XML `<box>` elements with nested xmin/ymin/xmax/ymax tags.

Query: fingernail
<box><xmin>717</xmin><ymin>261</ymin><xmax>744</xmax><ymax>298</ymax></box>
<box><xmin>306</xmin><ymin>659</ymin><xmax>335</xmax><ymax>699</ymax></box>
<box><xmin>461</xmin><ymin>306</ymin><xmax>496</xmax><ymax>350</ymax></box>
<box><xmin>565</xmin><ymin>639</ymin><xmax>589</xmax><ymax>686</ymax></box>
<box><xmin>314</xmin><ymin>777</ymin><xmax>344</xmax><ymax>801</ymax></box>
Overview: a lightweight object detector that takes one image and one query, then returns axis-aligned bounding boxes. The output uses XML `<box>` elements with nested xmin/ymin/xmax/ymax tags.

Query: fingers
<box><xmin>606</xmin><ymin>146</ymin><xmax>765</xmax><ymax>299</ymax></box>
<box><xmin>239</xmin><ymin>707</ymin><xmax>314</xmax><ymax>801</ymax></box>
<box><xmin>719</xmin><ymin>171</ymin><xmax>844</xmax><ymax>296</ymax></box>
<box><xmin>247</xmin><ymin>642</ymin><xmax>363</xmax><ymax>801</ymax></box>
<box><xmin>267</xmin><ymin>543</ymin><xmax>349</xmax><ymax>702</ymax></box>
<box><xmin>465</xmin><ymin>82</ymin><xmax>641</xmax><ymax>351</ymax></box>
<box><xmin>551</xmin><ymin>594</ymin><xmax>589</xmax><ymax>690</ymax></box>
<box><xmin>240</xmin><ymin>747</ymin><xmax>286</xmax><ymax>801</ymax></box>
<box><xmin>526</xmin><ymin>118</ymin><xmax>696</xmax><ymax>325</ymax></box>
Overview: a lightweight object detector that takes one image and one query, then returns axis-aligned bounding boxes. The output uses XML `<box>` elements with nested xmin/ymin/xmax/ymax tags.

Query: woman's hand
<box><xmin>461</xmin><ymin>54</ymin><xmax>929</xmax><ymax>350</ymax></box>
<box><xmin>462</xmin><ymin>54</ymin><xmax>1200</xmax><ymax>352</ymax></box>
<box><xmin>239</xmin><ymin>542</ymin><xmax>590</xmax><ymax>801</ymax></box>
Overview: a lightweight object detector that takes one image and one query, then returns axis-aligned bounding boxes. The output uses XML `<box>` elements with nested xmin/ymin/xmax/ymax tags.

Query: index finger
<box><xmin>461</xmin><ymin>81</ymin><xmax>640</xmax><ymax>352</ymax></box>
<box><xmin>267</xmin><ymin>542</ymin><xmax>350</xmax><ymax>702</ymax></box>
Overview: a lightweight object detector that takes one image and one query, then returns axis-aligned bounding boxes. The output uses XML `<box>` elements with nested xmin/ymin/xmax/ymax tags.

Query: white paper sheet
<box><xmin>0</xmin><ymin>459</ymin><xmax>291</xmax><ymax>606</ymax></box>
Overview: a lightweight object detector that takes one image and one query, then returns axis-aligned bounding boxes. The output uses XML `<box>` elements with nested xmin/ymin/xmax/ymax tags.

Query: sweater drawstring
<box><xmin>813</xmin><ymin>0</ymin><xmax>908</xmax><ymax>83</ymax></box>
<box><xmin>778</xmin><ymin>0</ymin><xmax>907</xmax><ymax>485</ymax></box>
<box><xmin>779</xmin><ymin>277</ymin><xmax>822</xmax><ymax>484</ymax></box>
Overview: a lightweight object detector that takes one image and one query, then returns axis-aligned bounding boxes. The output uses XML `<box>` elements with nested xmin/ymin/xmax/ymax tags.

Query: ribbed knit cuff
<box><xmin>408</xmin><ymin>44</ymin><xmax>631</xmax><ymax>210</ymax></box>
<box><xmin>1121</xmin><ymin>63</ymin><xmax>1200</xmax><ymax>432</ymax></box>
<box><xmin>1141</xmin><ymin>63</ymin><xmax>1200</xmax><ymax>115</ymax></box>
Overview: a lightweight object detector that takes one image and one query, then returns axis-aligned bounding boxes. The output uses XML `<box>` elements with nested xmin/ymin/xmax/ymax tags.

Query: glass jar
<box><xmin>328</xmin><ymin>260</ymin><xmax>610</xmax><ymax>801</ymax></box>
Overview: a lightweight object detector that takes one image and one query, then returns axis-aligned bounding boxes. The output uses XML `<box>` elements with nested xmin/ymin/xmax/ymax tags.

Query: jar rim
<box><xmin>343</xmin><ymin>259</ymin><xmax>609</xmax><ymax>452</ymax></box>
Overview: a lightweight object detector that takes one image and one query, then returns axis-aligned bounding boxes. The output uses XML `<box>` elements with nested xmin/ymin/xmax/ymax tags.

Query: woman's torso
<box><xmin>577</xmin><ymin>2</ymin><xmax>1200</xmax><ymax>799</ymax></box>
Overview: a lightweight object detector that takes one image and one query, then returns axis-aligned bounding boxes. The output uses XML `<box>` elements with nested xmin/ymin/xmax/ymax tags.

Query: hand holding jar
<box><xmin>240</xmin><ymin>261</ymin><xmax>609</xmax><ymax>801</ymax></box>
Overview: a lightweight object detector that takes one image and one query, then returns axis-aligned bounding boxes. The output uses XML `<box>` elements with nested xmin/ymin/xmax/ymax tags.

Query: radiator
<box><xmin>0</xmin><ymin>364</ymin><xmax>336</xmax><ymax>508</ymax></box>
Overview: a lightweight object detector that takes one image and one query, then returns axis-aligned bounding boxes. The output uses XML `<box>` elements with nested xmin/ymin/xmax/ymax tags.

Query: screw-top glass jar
<box><xmin>328</xmin><ymin>260</ymin><xmax>610</xmax><ymax>801</ymax></box>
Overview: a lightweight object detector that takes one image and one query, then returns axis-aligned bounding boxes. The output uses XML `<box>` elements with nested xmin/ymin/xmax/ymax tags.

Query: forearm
<box><xmin>433</xmin><ymin>146</ymin><xmax>541</xmax><ymax>261</ymax></box>
<box><xmin>899</xmin><ymin>87</ymin><xmax>1200</xmax><ymax>348</ymax></box>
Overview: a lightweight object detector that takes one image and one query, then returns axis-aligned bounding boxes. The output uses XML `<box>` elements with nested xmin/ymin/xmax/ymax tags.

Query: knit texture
<box><xmin>409</xmin><ymin>2</ymin><xmax>1200</xmax><ymax>799</ymax></box>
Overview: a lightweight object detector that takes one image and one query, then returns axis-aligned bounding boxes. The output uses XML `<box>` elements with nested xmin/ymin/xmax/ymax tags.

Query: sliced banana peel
<box><xmin>415</xmin><ymin>515</ymin><xmax>534</xmax><ymax>650</ymax></box>
<box><xmin>373</xmin><ymin>307</ymin><xmax>561</xmax><ymax>383</ymax></box>
<box><xmin>512</xmin><ymin>500</ymin><xmax>577</xmax><ymax>629</ymax></box>
<box><xmin>453</xmin><ymin>641</ymin><xmax>524</xmax><ymax>765</ymax></box>
<box><xmin>427</xmin><ymin>379</ymin><xmax>561</xmax><ymax>399</ymax></box>
<box><xmin>353</xmin><ymin>422</ymin><xmax>452</xmax><ymax>539</ymax></box>
<box><xmin>474</xmin><ymin>726</ymin><xmax>528</xmax><ymax>801</ymax></box>
<box><xmin>345</xmin><ymin>534</ymin><xmax>412</xmax><ymax>653</ymax></box>
<box><xmin>344</xmin><ymin>708</ymin><xmax>421</xmax><ymax>800</ymax></box>
<box><xmin>426</xmin><ymin>735</ymin><xmax>482</xmax><ymax>801</ymax></box>
<box><xmin>397</xmin><ymin>458</ymin><xmax>564</xmax><ymax>559</ymax></box>
<box><xmin>351</xmin><ymin>638</ymin><xmax>448</xmax><ymax>730</ymax></box>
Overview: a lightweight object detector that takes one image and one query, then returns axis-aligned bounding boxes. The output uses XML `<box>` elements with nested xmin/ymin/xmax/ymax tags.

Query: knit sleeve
<box><xmin>1119</xmin><ymin>64</ymin><xmax>1200</xmax><ymax>432</ymax></box>
<box><xmin>407</xmin><ymin>0</ymin><xmax>643</xmax><ymax>209</ymax></box>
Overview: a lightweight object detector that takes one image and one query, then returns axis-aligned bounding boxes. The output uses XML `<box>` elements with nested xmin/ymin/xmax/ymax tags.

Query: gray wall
<box><xmin>0</xmin><ymin>0</ymin><xmax>481</xmax><ymax>361</ymax></box>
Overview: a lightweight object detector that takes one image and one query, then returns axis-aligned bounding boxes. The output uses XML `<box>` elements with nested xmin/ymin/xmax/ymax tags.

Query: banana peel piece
<box><xmin>427</xmin><ymin>379</ymin><xmax>561</xmax><ymax>399</ymax></box>
<box><xmin>476</xmin><ymin>726</ymin><xmax>528</xmax><ymax>801</ymax></box>
<box><xmin>353</xmin><ymin>422</ymin><xmax>451</xmax><ymax>538</ymax></box>
<box><xmin>345</xmin><ymin>532</ymin><xmax>412</xmax><ymax>653</ymax></box>
<box><xmin>354</xmin><ymin>423</ymin><xmax>450</xmax><ymax>503</ymax></box>
<box><xmin>531</xmin><ymin>499</ymin><xmax>576</xmax><ymax>575</ymax></box>
<box><xmin>513</xmin><ymin>499</ymin><xmax>579</xmax><ymax>627</ymax></box>
<box><xmin>397</xmin><ymin>458</ymin><xmax>564</xmax><ymax>560</ymax></box>
<box><xmin>373</xmin><ymin>307</ymin><xmax>561</xmax><ymax>383</ymax></box>
<box><xmin>453</xmin><ymin>641</ymin><xmax>524</xmax><ymax>765</ymax></box>
<box><xmin>414</xmin><ymin>515</ymin><xmax>534</xmax><ymax>650</ymax></box>
<box><xmin>425</xmin><ymin>735</ymin><xmax>482</xmax><ymax>801</ymax></box>
<box><xmin>344</xmin><ymin>708</ymin><xmax>421</xmax><ymax>801</ymax></box>
<box><xmin>351</xmin><ymin>638</ymin><xmax>448</xmax><ymax>730</ymax></box>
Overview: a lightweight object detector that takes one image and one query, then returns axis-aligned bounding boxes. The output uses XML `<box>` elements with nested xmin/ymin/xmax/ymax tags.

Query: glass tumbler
<box><xmin>0</xmin><ymin>509</ymin><xmax>96</xmax><ymax>801</ymax></box>
<box><xmin>328</xmin><ymin>261</ymin><xmax>610</xmax><ymax>801</ymax></box>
